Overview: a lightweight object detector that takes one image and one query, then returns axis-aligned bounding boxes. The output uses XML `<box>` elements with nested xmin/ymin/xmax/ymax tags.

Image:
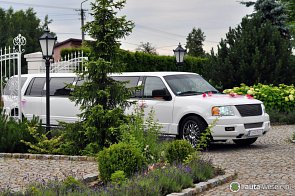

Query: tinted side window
<box><xmin>50</xmin><ymin>77</ymin><xmax>75</xmax><ymax>96</ymax></box>
<box><xmin>143</xmin><ymin>77</ymin><xmax>167</xmax><ymax>97</ymax></box>
<box><xmin>111</xmin><ymin>76</ymin><xmax>139</xmax><ymax>88</ymax></box>
<box><xmin>25</xmin><ymin>77</ymin><xmax>45</xmax><ymax>96</ymax></box>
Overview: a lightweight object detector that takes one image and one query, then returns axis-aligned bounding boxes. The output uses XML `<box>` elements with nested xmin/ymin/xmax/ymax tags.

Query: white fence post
<box><xmin>13</xmin><ymin>34</ymin><xmax>26</xmax><ymax>121</ymax></box>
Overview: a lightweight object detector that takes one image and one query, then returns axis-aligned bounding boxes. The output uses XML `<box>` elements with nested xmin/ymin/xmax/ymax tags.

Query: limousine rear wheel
<box><xmin>178</xmin><ymin>116</ymin><xmax>207</xmax><ymax>148</ymax></box>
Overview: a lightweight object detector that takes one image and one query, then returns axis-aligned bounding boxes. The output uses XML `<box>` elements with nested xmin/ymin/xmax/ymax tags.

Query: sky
<box><xmin>0</xmin><ymin>0</ymin><xmax>254</xmax><ymax>55</ymax></box>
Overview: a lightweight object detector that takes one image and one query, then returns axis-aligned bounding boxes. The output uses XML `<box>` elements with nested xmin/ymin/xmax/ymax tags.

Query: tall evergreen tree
<box><xmin>185</xmin><ymin>28</ymin><xmax>206</xmax><ymax>57</ymax></box>
<box><xmin>241</xmin><ymin>0</ymin><xmax>290</xmax><ymax>38</ymax></box>
<box><xmin>211</xmin><ymin>15</ymin><xmax>292</xmax><ymax>89</ymax></box>
<box><xmin>70</xmin><ymin>0</ymin><xmax>134</xmax><ymax>153</ymax></box>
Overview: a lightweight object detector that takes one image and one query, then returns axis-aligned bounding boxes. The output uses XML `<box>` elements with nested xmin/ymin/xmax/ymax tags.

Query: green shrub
<box><xmin>24</xmin><ymin>176</ymin><xmax>89</xmax><ymax>196</ymax></box>
<box><xmin>223</xmin><ymin>83</ymin><xmax>295</xmax><ymax>112</ymax></box>
<box><xmin>120</xmin><ymin>107</ymin><xmax>162</xmax><ymax>165</ymax></box>
<box><xmin>21</xmin><ymin>117</ymin><xmax>63</xmax><ymax>154</ymax></box>
<box><xmin>0</xmin><ymin>108</ymin><xmax>36</xmax><ymax>153</ymax></box>
<box><xmin>292</xmin><ymin>132</ymin><xmax>295</xmax><ymax>140</ymax></box>
<box><xmin>223</xmin><ymin>83</ymin><xmax>295</xmax><ymax>124</ymax></box>
<box><xmin>266</xmin><ymin>109</ymin><xmax>295</xmax><ymax>125</ymax></box>
<box><xmin>118</xmin><ymin>50</ymin><xmax>207</xmax><ymax>73</ymax></box>
<box><xmin>97</xmin><ymin>142</ymin><xmax>144</xmax><ymax>182</ymax></box>
<box><xmin>110</xmin><ymin>170</ymin><xmax>127</xmax><ymax>185</ymax></box>
<box><xmin>166</xmin><ymin>140</ymin><xmax>194</xmax><ymax>164</ymax></box>
<box><xmin>58</xmin><ymin>122</ymin><xmax>88</xmax><ymax>155</ymax></box>
<box><xmin>187</xmin><ymin>159</ymin><xmax>215</xmax><ymax>182</ymax></box>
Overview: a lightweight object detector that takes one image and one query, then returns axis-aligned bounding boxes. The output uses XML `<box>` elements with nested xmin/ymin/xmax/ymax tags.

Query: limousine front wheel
<box><xmin>178</xmin><ymin>116</ymin><xmax>207</xmax><ymax>148</ymax></box>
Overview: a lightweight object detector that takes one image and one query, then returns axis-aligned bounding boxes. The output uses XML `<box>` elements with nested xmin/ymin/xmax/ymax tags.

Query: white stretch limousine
<box><xmin>2</xmin><ymin>72</ymin><xmax>270</xmax><ymax>146</ymax></box>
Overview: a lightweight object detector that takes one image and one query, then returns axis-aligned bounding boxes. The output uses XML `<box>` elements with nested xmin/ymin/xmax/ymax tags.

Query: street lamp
<box><xmin>173</xmin><ymin>43</ymin><xmax>186</xmax><ymax>71</ymax></box>
<box><xmin>39</xmin><ymin>27</ymin><xmax>57</xmax><ymax>132</ymax></box>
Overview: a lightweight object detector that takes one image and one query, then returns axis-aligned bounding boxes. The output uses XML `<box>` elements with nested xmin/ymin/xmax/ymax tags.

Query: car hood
<box><xmin>176</xmin><ymin>94</ymin><xmax>262</xmax><ymax>106</ymax></box>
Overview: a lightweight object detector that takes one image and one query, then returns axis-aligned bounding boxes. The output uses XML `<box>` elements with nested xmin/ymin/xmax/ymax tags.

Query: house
<box><xmin>53</xmin><ymin>38</ymin><xmax>82</xmax><ymax>62</ymax></box>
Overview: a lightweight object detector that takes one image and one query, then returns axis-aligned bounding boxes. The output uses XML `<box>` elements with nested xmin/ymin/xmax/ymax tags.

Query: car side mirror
<box><xmin>152</xmin><ymin>89</ymin><xmax>171</xmax><ymax>101</ymax></box>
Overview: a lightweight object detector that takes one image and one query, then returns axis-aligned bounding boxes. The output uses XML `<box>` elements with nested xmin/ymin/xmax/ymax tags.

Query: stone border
<box><xmin>166</xmin><ymin>170</ymin><xmax>237</xmax><ymax>196</ymax></box>
<box><xmin>0</xmin><ymin>153</ymin><xmax>96</xmax><ymax>161</ymax></box>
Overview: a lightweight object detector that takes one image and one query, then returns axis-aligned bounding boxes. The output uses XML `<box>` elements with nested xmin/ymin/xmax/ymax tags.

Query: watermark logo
<box><xmin>230</xmin><ymin>182</ymin><xmax>241</xmax><ymax>192</ymax></box>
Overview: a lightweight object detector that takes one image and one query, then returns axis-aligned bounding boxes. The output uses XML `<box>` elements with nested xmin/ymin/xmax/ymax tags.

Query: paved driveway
<box><xmin>201</xmin><ymin>125</ymin><xmax>295</xmax><ymax>196</ymax></box>
<box><xmin>0</xmin><ymin>125</ymin><xmax>294</xmax><ymax>195</ymax></box>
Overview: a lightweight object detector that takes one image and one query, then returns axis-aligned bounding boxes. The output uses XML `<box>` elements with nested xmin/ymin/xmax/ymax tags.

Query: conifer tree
<box><xmin>70</xmin><ymin>0</ymin><xmax>134</xmax><ymax>153</ymax></box>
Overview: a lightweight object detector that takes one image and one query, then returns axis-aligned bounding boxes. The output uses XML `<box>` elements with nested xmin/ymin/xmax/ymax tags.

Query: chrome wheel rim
<box><xmin>182</xmin><ymin>120</ymin><xmax>201</xmax><ymax>148</ymax></box>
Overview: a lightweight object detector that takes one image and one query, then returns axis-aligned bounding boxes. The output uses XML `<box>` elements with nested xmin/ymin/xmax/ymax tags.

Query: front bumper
<box><xmin>208</xmin><ymin>114</ymin><xmax>270</xmax><ymax>140</ymax></box>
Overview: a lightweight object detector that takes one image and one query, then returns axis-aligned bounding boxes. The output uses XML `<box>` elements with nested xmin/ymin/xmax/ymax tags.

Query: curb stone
<box><xmin>166</xmin><ymin>170</ymin><xmax>237</xmax><ymax>196</ymax></box>
<box><xmin>0</xmin><ymin>153</ymin><xmax>96</xmax><ymax>162</ymax></box>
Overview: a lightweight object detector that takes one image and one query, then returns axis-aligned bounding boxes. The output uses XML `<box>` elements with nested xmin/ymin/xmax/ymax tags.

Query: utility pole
<box><xmin>76</xmin><ymin>0</ymin><xmax>88</xmax><ymax>42</ymax></box>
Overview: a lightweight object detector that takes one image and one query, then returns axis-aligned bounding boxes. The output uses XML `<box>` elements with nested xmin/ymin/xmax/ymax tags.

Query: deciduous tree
<box><xmin>136</xmin><ymin>42</ymin><xmax>157</xmax><ymax>55</ymax></box>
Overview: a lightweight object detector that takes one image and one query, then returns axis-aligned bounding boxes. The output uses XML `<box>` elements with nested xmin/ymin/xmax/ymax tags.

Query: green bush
<box><xmin>166</xmin><ymin>140</ymin><xmax>194</xmax><ymax>164</ymax></box>
<box><xmin>187</xmin><ymin>159</ymin><xmax>215</xmax><ymax>182</ymax></box>
<box><xmin>24</xmin><ymin>176</ymin><xmax>89</xmax><ymax>196</ymax></box>
<box><xmin>120</xmin><ymin>107</ymin><xmax>162</xmax><ymax>165</ymax></box>
<box><xmin>58</xmin><ymin>122</ymin><xmax>88</xmax><ymax>155</ymax></box>
<box><xmin>266</xmin><ymin>109</ymin><xmax>295</xmax><ymax>125</ymax></box>
<box><xmin>110</xmin><ymin>170</ymin><xmax>127</xmax><ymax>185</ymax></box>
<box><xmin>223</xmin><ymin>83</ymin><xmax>295</xmax><ymax>112</ymax></box>
<box><xmin>119</xmin><ymin>50</ymin><xmax>207</xmax><ymax>73</ymax></box>
<box><xmin>0</xmin><ymin>108</ymin><xmax>36</xmax><ymax>153</ymax></box>
<box><xmin>97</xmin><ymin>142</ymin><xmax>144</xmax><ymax>182</ymax></box>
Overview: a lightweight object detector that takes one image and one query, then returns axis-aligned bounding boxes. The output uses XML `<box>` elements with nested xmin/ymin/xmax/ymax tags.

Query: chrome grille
<box><xmin>235</xmin><ymin>104</ymin><xmax>262</xmax><ymax>117</ymax></box>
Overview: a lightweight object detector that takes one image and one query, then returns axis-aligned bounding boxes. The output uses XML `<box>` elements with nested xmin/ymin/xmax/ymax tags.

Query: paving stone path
<box><xmin>0</xmin><ymin>125</ymin><xmax>294</xmax><ymax>195</ymax></box>
<box><xmin>0</xmin><ymin>157</ymin><xmax>98</xmax><ymax>192</ymax></box>
<box><xmin>200</xmin><ymin>125</ymin><xmax>295</xmax><ymax>196</ymax></box>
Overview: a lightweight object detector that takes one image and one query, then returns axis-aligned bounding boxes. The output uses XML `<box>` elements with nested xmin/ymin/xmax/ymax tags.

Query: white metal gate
<box><xmin>0</xmin><ymin>34</ymin><xmax>26</xmax><ymax>120</ymax></box>
<box><xmin>52</xmin><ymin>51</ymin><xmax>87</xmax><ymax>73</ymax></box>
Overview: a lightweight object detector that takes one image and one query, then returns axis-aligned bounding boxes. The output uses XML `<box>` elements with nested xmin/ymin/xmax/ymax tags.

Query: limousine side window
<box><xmin>143</xmin><ymin>76</ymin><xmax>168</xmax><ymax>98</ymax></box>
<box><xmin>50</xmin><ymin>77</ymin><xmax>75</xmax><ymax>96</ymax></box>
<box><xmin>25</xmin><ymin>77</ymin><xmax>45</xmax><ymax>96</ymax></box>
<box><xmin>111</xmin><ymin>76</ymin><xmax>141</xmax><ymax>97</ymax></box>
<box><xmin>111</xmin><ymin>76</ymin><xmax>139</xmax><ymax>88</ymax></box>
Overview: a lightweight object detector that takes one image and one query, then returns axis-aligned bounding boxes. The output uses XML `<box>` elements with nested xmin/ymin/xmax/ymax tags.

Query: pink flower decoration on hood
<box><xmin>246</xmin><ymin>94</ymin><xmax>253</xmax><ymax>99</ymax></box>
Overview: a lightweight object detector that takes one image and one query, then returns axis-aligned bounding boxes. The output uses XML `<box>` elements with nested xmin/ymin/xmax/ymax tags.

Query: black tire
<box><xmin>177</xmin><ymin>116</ymin><xmax>207</xmax><ymax>148</ymax></box>
<box><xmin>233</xmin><ymin>138</ymin><xmax>258</xmax><ymax>146</ymax></box>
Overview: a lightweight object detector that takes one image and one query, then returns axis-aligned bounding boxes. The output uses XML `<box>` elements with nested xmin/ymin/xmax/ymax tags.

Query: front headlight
<box><xmin>212</xmin><ymin>106</ymin><xmax>235</xmax><ymax>116</ymax></box>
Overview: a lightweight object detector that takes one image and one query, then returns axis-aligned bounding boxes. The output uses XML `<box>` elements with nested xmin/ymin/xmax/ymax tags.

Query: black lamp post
<box><xmin>39</xmin><ymin>27</ymin><xmax>57</xmax><ymax>132</ymax></box>
<box><xmin>173</xmin><ymin>43</ymin><xmax>186</xmax><ymax>71</ymax></box>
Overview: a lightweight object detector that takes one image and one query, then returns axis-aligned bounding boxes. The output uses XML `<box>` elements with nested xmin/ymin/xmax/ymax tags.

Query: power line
<box><xmin>0</xmin><ymin>0</ymin><xmax>77</xmax><ymax>10</ymax></box>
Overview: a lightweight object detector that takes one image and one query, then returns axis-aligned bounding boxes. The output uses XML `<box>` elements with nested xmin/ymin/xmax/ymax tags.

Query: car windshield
<box><xmin>164</xmin><ymin>74</ymin><xmax>219</xmax><ymax>96</ymax></box>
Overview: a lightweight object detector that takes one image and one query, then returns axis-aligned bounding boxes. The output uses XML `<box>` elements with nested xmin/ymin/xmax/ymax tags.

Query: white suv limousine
<box><xmin>2</xmin><ymin>72</ymin><xmax>270</xmax><ymax>146</ymax></box>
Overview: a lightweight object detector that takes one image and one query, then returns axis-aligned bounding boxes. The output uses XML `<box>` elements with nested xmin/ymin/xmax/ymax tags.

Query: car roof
<box><xmin>20</xmin><ymin>72</ymin><xmax>199</xmax><ymax>78</ymax></box>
